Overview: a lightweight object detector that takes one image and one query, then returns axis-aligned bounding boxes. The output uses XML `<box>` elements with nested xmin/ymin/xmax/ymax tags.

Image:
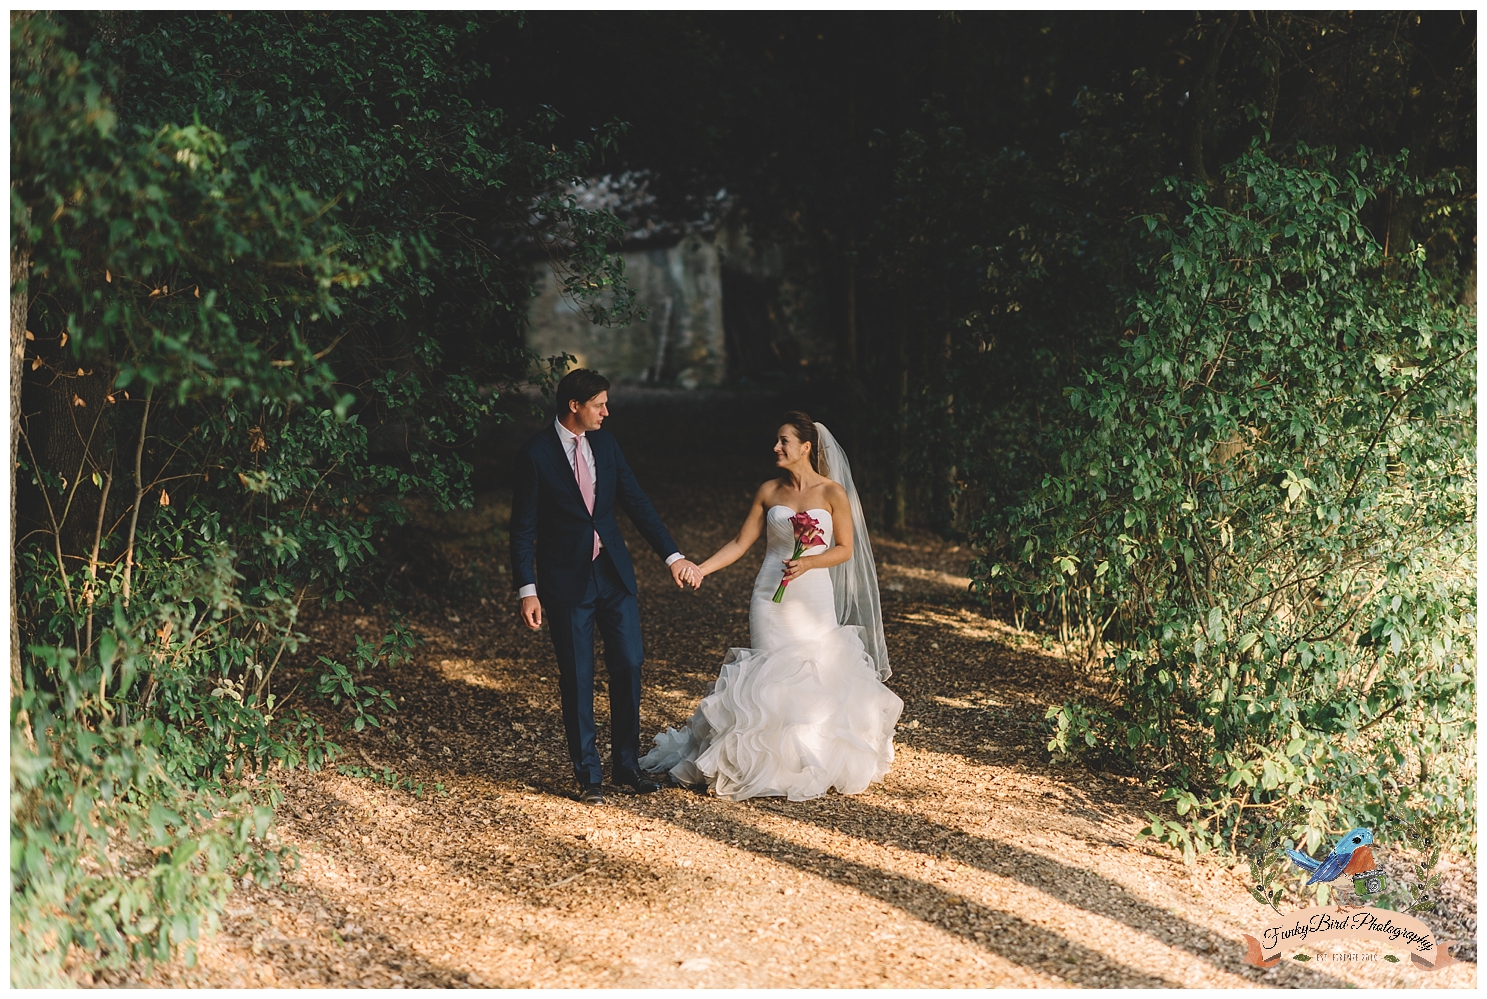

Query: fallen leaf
<box><xmin>159</xmin><ymin>489</ymin><xmax>170</xmax><ymax>506</ymax></box>
<box><xmin>24</xmin><ymin>330</ymin><xmax>34</xmax><ymax>340</ymax></box>
<box><xmin>73</xmin><ymin>395</ymin><xmax>86</xmax><ymax>407</ymax></box>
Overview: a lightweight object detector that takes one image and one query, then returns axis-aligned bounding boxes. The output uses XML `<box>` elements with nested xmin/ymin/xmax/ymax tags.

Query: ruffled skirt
<box><xmin>640</xmin><ymin>627</ymin><xmax>902</xmax><ymax>801</ymax></box>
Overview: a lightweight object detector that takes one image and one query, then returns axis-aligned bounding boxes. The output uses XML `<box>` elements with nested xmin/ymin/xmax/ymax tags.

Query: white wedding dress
<box><xmin>639</xmin><ymin>504</ymin><xmax>903</xmax><ymax>801</ymax></box>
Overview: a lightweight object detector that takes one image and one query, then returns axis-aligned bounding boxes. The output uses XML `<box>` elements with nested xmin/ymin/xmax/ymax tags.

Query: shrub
<box><xmin>11</xmin><ymin>12</ymin><xmax>629</xmax><ymax>983</ymax></box>
<box><xmin>976</xmin><ymin>145</ymin><xmax>1475</xmax><ymax>861</ymax></box>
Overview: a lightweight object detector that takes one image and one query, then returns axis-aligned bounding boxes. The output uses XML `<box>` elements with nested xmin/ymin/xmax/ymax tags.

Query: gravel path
<box><xmin>124</xmin><ymin>392</ymin><xmax>1474</xmax><ymax>989</ymax></box>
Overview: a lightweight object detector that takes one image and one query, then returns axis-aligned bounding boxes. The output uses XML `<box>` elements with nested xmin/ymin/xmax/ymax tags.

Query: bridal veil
<box><xmin>814</xmin><ymin>422</ymin><xmax>891</xmax><ymax>680</ymax></box>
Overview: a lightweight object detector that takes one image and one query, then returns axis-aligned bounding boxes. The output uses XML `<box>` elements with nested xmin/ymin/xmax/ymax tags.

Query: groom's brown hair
<box><xmin>556</xmin><ymin>368</ymin><xmax>610</xmax><ymax>414</ymax></box>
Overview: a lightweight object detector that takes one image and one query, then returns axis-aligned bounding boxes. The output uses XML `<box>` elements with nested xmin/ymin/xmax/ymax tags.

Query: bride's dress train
<box><xmin>640</xmin><ymin>506</ymin><xmax>902</xmax><ymax>801</ymax></box>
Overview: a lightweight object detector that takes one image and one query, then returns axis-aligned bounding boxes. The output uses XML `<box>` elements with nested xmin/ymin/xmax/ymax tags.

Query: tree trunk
<box><xmin>941</xmin><ymin>328</ymin><xmax>957</xmax><ymax>532</ymax></box>
<box><xmin>845</xmin><ymin>259</ymin><xmax>857</xmax><ymax>377</ymax></box>
<box><xmin>1250</xmin><ymin>13</ymin><xmax>1283</xmax><ymax>133</ymax></box>
<box><xmin>31</xmin><ymin>366</ymin><xmax>116</xmax><ymax>557</ymax></box>
<box><xmin>843</xmin><ymin>253</ymin><xmax>864</xmax><ymax>459</ymax></box>
<box><xmin>1384</xmin><ymin>191</ymin><xmax>1420</xmax><ymax>260</ymax></box>
<box><xmin>890</xmin><ymin>323</ymin><xmax>910</xmax><ymax>535</ymax></box>
<box><xmin>10</xmin><ymin>221</ymin><xmax>28</xmax><ymax>690</ymax></box>
<box><xmin>1187</xmin><ymin>12</ymin><xmax>1239</xmax><ymax>189</ymax></box>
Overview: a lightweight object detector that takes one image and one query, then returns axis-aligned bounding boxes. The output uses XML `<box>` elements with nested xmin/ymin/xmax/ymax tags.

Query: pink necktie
<box><xmin>573</xmin><ymin>435</ymin><xmax>600</xmax><ymax>560</ymax></box>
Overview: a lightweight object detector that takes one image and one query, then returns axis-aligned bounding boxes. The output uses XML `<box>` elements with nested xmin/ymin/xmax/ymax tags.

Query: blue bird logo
<box><xmin>1287</xmin><ymin>827</ymin><xmax>1375</xmax><ymax>885</ymax></box>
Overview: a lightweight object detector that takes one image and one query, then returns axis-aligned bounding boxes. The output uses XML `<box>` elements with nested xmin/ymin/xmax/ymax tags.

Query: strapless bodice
<box><xmin>751</xmin><ymin>506</ymin><xmax>835</xmax><ymax>650</ymax></box>
<box><xmin>763</xmin><ymin>505</ymin><xmax>833</xmax><ymax>559</ymax></box>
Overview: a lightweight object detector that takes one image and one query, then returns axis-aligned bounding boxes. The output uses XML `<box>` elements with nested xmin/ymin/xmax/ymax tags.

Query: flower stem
<box><xmin>771</xmin><ymin>541</ymin><xmax>806</xmax><ymax>602</ymax></box>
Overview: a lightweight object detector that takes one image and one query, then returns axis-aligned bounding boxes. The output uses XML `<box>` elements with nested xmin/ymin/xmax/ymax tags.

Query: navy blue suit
<box><xmin>509</xmin><ymin>425</ymin><xmax>680</xmax><ymax>785</ymax></box>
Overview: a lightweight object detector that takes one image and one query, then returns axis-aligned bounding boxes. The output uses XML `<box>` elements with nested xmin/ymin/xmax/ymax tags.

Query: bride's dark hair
<box><xmin>779</xmin><ymin>411</ymin><xmax>821</xmax><ymax>473</ymax></box>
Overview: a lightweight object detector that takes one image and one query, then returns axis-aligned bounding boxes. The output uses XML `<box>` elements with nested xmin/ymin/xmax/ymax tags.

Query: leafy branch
<box><xmin>1246</xmin><ymin>849</ymin><xmax>1289</xmax><ymax>913</ymax></box>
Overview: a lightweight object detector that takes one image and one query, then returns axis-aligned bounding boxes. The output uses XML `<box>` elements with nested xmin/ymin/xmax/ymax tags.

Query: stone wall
<box><xmin>526</xmin><ymin>233</ymin><xmax>725</xmax><ymax>388</ymax></box>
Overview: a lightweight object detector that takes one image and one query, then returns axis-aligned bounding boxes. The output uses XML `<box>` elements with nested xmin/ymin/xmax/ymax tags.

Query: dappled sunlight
<box><xmin>128</xmin><ymin>388</ymin><xmax>1474</xmax><ymax>989</ymax></box>
<box><xmin>725</xmin><ymin>805</ymin><xmax>1251</xmax><ymax>988</ymax></box>
<box><xmin>896</xmin><ymin>605</ymin><xmax>1033</xmax><ymax>644</ymax></box>
<box><xmin>880</xmin><ymin>562</ymin><xmax>974</xmax><ymax>591</ymax></box>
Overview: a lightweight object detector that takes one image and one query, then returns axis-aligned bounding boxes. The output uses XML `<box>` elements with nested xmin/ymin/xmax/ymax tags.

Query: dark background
<box><xmin>479</xmin><ymin>10</ymin><xmax>1476</xmax><ymax>533</ymax></box>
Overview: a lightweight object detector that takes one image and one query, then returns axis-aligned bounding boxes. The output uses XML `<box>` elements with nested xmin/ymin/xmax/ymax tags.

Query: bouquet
<box><xmin>772</xmin><ymin>510</ymin><xmax>826</xmax><ymax>603</ymax></box>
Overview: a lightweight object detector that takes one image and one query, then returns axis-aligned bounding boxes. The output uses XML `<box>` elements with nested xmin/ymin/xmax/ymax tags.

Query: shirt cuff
<box><xmin>665</xmin><ymin>552</ymin><xmax>685</xmax><ymax>566</ymax></box>
<box><xmin>517</xmin><ymin>584</ymin><xmax>538</xmax><ymax>599</ymax></box>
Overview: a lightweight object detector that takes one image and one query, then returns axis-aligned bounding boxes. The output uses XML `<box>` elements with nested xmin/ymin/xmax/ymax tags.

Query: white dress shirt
<box><xmin>517</xmin><ymin>417</ymin><xmax>683</xmax><ymax>599</ymax></box>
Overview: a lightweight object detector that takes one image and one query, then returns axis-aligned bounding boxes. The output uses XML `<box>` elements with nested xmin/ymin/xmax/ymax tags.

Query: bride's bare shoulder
<box><xmin>821</xmin><ymin>479</ymin><xmax>849</xmax><ymax>505</ymax></box>
<box><xmin>755</xmin><ymin>479</ymin><xmax>782</xmax><ymax>505</ymax></box>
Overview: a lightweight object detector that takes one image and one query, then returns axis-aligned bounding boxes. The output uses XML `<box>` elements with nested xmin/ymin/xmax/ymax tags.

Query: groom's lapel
<box><xmin>540</xmin><ymin>426</ymin><xmax>587</xmax><ymax>508</ymax></box>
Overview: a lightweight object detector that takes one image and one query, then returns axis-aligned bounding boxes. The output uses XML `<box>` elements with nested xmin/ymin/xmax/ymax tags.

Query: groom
<box><xmin>509</xmin><ymin>369</ymin><xmax>699</xmax><ymax>805</ymax></box>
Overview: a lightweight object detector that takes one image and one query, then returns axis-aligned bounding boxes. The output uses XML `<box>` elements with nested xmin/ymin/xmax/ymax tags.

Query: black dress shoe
<box><xmin>615</xmin><ymin>774</ymin><xmax>662</xmax><ymax>795</ymax></box>
<box><xmin>577</xmin><ymin>783</ymin><xmax>606</xmax><ymax>805</ymax></box>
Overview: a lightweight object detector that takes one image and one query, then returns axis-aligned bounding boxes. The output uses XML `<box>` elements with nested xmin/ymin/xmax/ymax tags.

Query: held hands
<box><xmin>672</xmin><ymin>558</ymin><xmax>704</xmax><ymax>588</ymax></box>
<box><xmin>670</xmin><ymin>558</ymin><xmax>704</xmax><ymax>590</ymax></box>
<box><xmin>781</xmin><ymin>556</ymin><xmax>814</xmax><ymax>584</ymax></box>
<box><xmin>523</xmin><ymin>561</ymin><xmax>701</xmax><ymax>624</ymax></box>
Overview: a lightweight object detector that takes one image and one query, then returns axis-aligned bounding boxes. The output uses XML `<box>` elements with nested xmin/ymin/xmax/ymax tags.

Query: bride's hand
<box><xmin>781</xmin><ymin>557</ymin><xmax>812</xmax><ymax>583</ymax></box>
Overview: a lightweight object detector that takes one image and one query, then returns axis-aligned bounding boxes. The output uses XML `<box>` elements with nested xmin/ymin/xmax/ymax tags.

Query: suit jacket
<box><xmin>509</xmin><ymin>425</ymin><xmax>679</xmax><ymax>608</ymax></box>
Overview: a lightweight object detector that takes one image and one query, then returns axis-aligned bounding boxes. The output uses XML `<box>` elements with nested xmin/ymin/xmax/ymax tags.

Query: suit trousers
<box><xmin>545</xmin><ymin>551</ymin><xmax>645</xmax><ymax>786</ymax></box>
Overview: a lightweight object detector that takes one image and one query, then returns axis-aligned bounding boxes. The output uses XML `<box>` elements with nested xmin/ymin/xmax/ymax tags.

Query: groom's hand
<box><xmin>519</xmin><ymin>595</ymin><xmax>543</xmax><ymax>630</ymax></box>
<box><xmin>670</xmin><ymin>558</ymin><xmax>701</xmax><ymax>590</ymax></box>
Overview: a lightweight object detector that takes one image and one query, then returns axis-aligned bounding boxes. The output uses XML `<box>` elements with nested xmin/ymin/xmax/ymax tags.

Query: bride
<box><xmin>640</xmin><ymin>412</ymin><xmax>903</xmax><ymax>801</ymax></box>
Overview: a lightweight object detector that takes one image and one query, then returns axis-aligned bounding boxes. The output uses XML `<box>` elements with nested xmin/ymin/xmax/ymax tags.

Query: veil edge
<box><xmin>815</xmin><ymin>422</ymin><xmax>891</xmax><ymax>681</ymax></box>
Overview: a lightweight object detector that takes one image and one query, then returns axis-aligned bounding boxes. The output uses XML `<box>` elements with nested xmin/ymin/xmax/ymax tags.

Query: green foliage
<box><xmin>10</xmin><ymin>672</ymin><xmax>287</xmax><ymax>986</ymax></box>
<box><xmin>979</xmin><ymin>144</ymin><xmax>1476</xmax><ymax>858</ymax></box>
<box><xmin>314</xmin><ymin>626</ymin><xmax>413</xmax><ymax>735</ymax></box>
<box><xmin>115</xmin><ymin>11</ymin><xmax>637</xmax><ymax>326</ymax></box>
<box><xmin>9</xmin><ymin>515</ymin><xmax>397</xmax><ymax>983</ymax></box>
<box><xmin>13</xmin><ymin>19</ymin><xmax>377</xmax><ymax>407</ymax></box>
<box><xmin>11</xmin><ymin>12</ymin><xmax>629</xmax><ymax>984</ymax></box>
<box><xmin>336</xmin><ymin>765</ymin><xmax>445</xmax><ymax>799</ymax></box>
